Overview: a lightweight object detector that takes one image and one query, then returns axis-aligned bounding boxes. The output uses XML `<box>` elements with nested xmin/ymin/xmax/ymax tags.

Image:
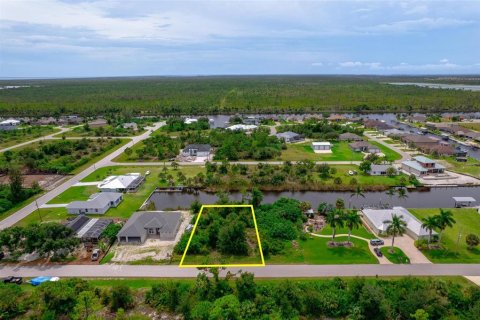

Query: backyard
<box><xmin>410</xmin><ymin>208</ymin><xmax>480</xmax><ymax>263</ymax></box>
<box><xmin>441</xmin><ymin>156</ymin><xmax>480</xmax><ymax>178</ymax></box>
<box><xmin>279</xmin><ymin>141</ymin><xmax>364</xmax><ymax>161</ymax></box>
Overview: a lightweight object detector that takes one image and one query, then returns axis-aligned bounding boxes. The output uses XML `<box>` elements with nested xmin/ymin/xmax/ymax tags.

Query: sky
<box><xmin>0</xmin><ymin>0</ymin><xmax>479</xmax><ymax>78</ymax></box>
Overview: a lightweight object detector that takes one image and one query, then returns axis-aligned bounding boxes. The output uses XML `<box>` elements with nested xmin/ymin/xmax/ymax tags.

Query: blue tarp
<box><xmin>30</xmin><ymin>276</ymin><xmax>52</xmax><ymax>286</ymax></box>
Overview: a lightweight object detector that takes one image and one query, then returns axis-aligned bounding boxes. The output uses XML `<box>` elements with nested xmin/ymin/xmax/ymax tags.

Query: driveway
<box><xmin>382</xmin><ymin>235</ymin><xmax>431</xmax><ymax>264</ymax></box>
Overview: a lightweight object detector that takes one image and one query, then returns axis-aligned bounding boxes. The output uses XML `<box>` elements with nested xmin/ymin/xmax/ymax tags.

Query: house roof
<box><xmin>349</xmin><ymin>141</ymin><xmax>375</xmax><ymax>149</ymax></box>
<box><xmin>98</xmin><ymin>174</ymin><xmax>142</xmax><ymax>190</ymax></box>
<box><xmin>0</xmin><ymin>119</ymin><xmax>20</xmax><ymax>125</ymax></box>
<box><xmin>413</xmin><ymin>155</ymin><xmax>435</xmax><ymax>164</ymax></box>
<box><xmin>118</xmin><ymin>211</ymin><xmax>182</xmax><ymax>238</ymax></box>
<box><xmin>402</xmin><ymin>160</ymin><xmax>428</xmax><ymax>172</ymax></box>
<box><xmin>452</xmin><ymin>197</ymin><xmax>476</xmax><ymax>202</ymax></box>
<box><xmin>183</xmin><ymin>144</ymin><xmax>211</xmax><ymax>152</ymax></box>
<box><xmin>312</xmin><ymin>141</ymin><xmax>331</xmax><ymax>146</ymax></box>
<box><xmin>339</xmin><ymin>132</ymin><xmax>362</xmax><ymax>140</ymax></box>
<box><xmin>276</xmin><ymin>131</ymin><xmax>301</xmax><ymax>139</ymax></box>
<box><xmin>226</xmin><ymin>124</ymin><xmax>258</xmax><ymax>131</ymax></box>
<box><xmin>66</xmin><ymin>192</ymin><xmax>122</xmax><ymax>210</ymax></box>
<box><xmin>402</xmin><ymin>134</ymin><xmax>438</xmax><ymax>144</ymax></box>
<box><xmin>65</xmin><ymin>215</ymin><xmax>113</xmax><ymax>239</ymax></box>
<box><xmin>370</xmin><ymin>164</ymin><xmax>394</xmax><ymax>172</ymax></box>
<box><xmin>362</xmin><ymin>207</ymin><xmax>436</xmax><ymax>237</ymax></box>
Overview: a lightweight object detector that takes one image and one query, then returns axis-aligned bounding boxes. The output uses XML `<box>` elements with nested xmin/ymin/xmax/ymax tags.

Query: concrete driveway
<box><xmin>382</xmin><ymin>235</ymin><xmax>431</xmax><ymax>264</ymax></box>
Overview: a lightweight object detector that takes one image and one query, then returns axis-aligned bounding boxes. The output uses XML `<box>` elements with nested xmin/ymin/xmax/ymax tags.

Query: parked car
<box><xmin>3</xmin><ymin>276</ymin><xmax>23</xmax><ymax>285</ymax></box>
<box><xmin>370</xmin><ymin>239</ymin><xmax>384</xmax><ymax>246</ymax></box>
<box><xmin>374</xmin><ymin>247</ymin><xmax>383</xmax><ymax>257</ymax></box>
<box><xmin>91</xmin><ymin>249</ymin><xmax>100</xmax><ymax>261</ymax></box>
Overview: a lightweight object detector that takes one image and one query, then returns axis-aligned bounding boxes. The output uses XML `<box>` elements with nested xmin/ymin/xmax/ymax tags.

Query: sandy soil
<box><xmin>0</xmin><ymin>174</ymin><xmax>67</xmax><ymax>190</ymax></box>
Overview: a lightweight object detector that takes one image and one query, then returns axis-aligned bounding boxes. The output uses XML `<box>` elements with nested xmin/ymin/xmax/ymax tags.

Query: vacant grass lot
<box><xmin>441</xmin><ymin>156</ymin><xmax>480</xmax><ymax>178</ymax></box>
<box><xmin>280</xmin><ymin>141</ymin><xmax>364</xmax><ymax>161</ymax></box>
<box><xmin>266</xmin><ymin>235</ymin><xmax>378</xmax><ymax>264</ymax></box>
<box><xmin>380</xmin><ymin>247</ymin><xmax>410</xmax><ymax>264</ymax></box>
<box><xmin>410</xmin><ymin>208</ymin><xmax>480</xmax><ymax>263</ymax></box>
<box><xmin>47</xmin><ymin>185</ymin><xmax>98</xmax><ymax>204</ymax></box>
<box><xmin>459</xmin><ymin>122</ymin><xmax>480</xmax><ymax>132</ymax></box>
<box><xmin>0</xmin><ymin>126</ymin><xmax>60</xmax><ymax>149</ymax></box>
<box><xmin>369</xmin><ymin>141</ymin><xmax>402</xmax><ymax>161</ymax></box>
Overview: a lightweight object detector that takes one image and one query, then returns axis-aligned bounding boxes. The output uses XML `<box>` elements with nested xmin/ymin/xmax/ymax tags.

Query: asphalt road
<box><xmin>0</xmin><ymin>122</ymin><xmax>164</xmax><ymax>230</ymax></box>
<box><xmin>1</xmin><ymin>264</ymin><xmax>480</xmax><ymax>278</ymax></box>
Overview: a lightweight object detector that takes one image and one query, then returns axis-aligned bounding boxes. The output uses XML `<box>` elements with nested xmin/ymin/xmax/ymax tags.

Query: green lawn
<box><xmin>368</xmin><ymin>141</ymin><xmax>402</xmax><ymax>161</ymax></box>
<box><xmin>324</xmin><ymin>165</ymin><xmax>407</xmax><ymax>188</ymax></box>
<box><xmin>0</xmin><ymin>126</ymin><xmax>60</xmax><ymax>149</ymax></box>
<box><xmin>266</xmin><ymin>235</ymin><xmax>378</xmax><ymax>264</ymax></box>
<box><xmin>380</xmin><ymin>247</ymin><xmax>410</xmax><ymax>264</ymax></box>
<box><xmin>441</xmin><ymin>157</ymin><xmax>480</xmax><ymax>178</ymax></box>
<box><xmin>279</xmin><ymin>141</ymin><xmax>364</xmax><ymax>161</ymax></box>
<box><xmin>47</xmin><ymin>185</ymin><xmax>98</xmax><ymax>204</ymax></box>
<box><xmin>410</xmin><ymin>208</ymin><xmax>480</xmax><ymax>263</ymax></box>
<box><xmin>317</xmin><ymin>224</ymin><xmax>376</xmax><ymax>240</ymax></box>
<box><xmin>459</xmin><ymin>122</ymin><xmax>480</xmax><ymax>132</ymax></box>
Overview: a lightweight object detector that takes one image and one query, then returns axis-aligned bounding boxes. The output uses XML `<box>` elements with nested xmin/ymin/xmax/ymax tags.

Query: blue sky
<box><xmin>1</xmin><ymin>0</ymin><xmax>479</xmax><ymax>78</ymax></box>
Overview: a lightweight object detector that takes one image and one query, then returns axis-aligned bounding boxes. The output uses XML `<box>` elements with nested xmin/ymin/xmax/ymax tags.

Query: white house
<box><xmin>0</xmin><ymin>119</ymin><xmax>20</xmax><ymax>131</ymax></box>
<box><xmin>226</xmin><ymin>124</ymin><xmax>258</xmax><ymax>131</ymax></box>
<box><xmin>122</xmin><ymin>122</ymin><xmax>138</xmax><ymax>131</ymax></box>
<box><xmin>311</xmin><ymin>141</ymin><xmax>332</xmax><ymax>153</ymax></box>
<box><xmin>184</xmin><ymin>118</ymin><xmax>198</xmax><ymax>125</ymax></box>
<box><xmin>97</xmin><ymin>173</ymin><xmax>145</xmax><ymax>193</ymax></box>
<box><xmin>66</xmin><ymin>192</ymin><xmax>123</xmax><ymax>215</ymax></box>
<box><xmin>362</xmin><ymin>206</ymin><xmax>435</xmax><ymax>240</ymax></box>
<box><xmin>401</xmin><ymin>156</ymin><xmax>445</xmax><ymax>177</ymax></box>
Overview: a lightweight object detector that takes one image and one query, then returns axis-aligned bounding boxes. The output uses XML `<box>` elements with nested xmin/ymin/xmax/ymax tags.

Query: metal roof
<box><xmin>453</xmin><ymin>197</ymin><xmax>476</xmax><ymax>202</ymax></box>
<box><xmin>66</xmin><ymin>192</ymin><xmax>122</xmax><ymax>210</ymax></box>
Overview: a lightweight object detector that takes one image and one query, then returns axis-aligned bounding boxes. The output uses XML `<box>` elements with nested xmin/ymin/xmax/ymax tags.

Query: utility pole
<box><xmin>456</xmin><ymin>228</ymin><xmax>462</xmax><ymax>250</ymax></box>
<box><xmin>35</xmin><ymin>200</ymin><xmax>42</xmax><ymax>222</ymax></box>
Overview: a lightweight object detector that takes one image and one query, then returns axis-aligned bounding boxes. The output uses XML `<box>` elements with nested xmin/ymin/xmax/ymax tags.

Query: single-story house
<box><xmin>122</xmin><ymin>122</ymin><xmax>138</xmax><ymax>131</ymax></box>
<box><xmin>0</xmin><ymin>119</ymin><xmax>20</xmax><ymax>131</ymax></box>
<box><xmin>369</xmin><ymin>164</ymin><xmax>397</xmax><ymax>176</ymax></box>
<box><xmin>243</xmin><ymin>116</ymin><xmax>262</xmax><ymax>125</ymax></box>
<box><xmin>339</xmin><ymin>132</ymin><xmax>363</xmax><ymax>141</ymax></box>
<box><xmin>117</xmin><ymin>211</ymin><xmax>182</xmax><ymax>244</ymax></box>
<box><xmin>66</xmin><ymin>192</ymin><xmax>123</xmax><ymax>214</ymax></box>
<box><xmin>362</xmin><ymin>206</ymin><xmax>436</xmax><ymax>240</ymax></box>
<box><xmin>311</xmin><ymin>141</ymin><xmax>332</xmax><ymax>152</ymax></box>
<box><xmin>328</xmin><ymin>114</ymin><xmax>346</xmax><ymax>122</ymax></box>
<box><xmin>401</xmin><ymin>156</ymin><xmax>445</xmax><ymax>176</ymax></box>
<box><xmin>182</xmin><ymin>144</ymin><xmax>211</xmax><ymax>157</ymax></box>
<box><xmin>65</xmin><ymin>215</ymin><xmax>113</xmax><ymax>243</ymax></box>
<box><xmin>184</xmin><ymin>118</ymin><xmax>198</xmax><ymax>124</ymax></box>
<box><xmin>416</xmin><ymin>143</ymin><xmax>455</xmax><ymax>156</ymax></box>
<box><xmin>401</xmin><ymin>134</ymin><xmax>438</xmax><ymax>147</ymax></box>
<box><xmin>97</xmin><ymin>173</ymin><xmax>145</xmax><ymax>193</ymax></box>
<box><xmin>276</xmin><ymin>131</ymin><xmax>304</xmax><ymax>143</ymax></box>
<box><xmin>88</xmin><ymin>118</ymin><xmax>108</xmax><ymax>127</ymax></box>
<box><xmin>363</xmin><ymin>119</ymin><xmax>393</xmax><ymax>131</ymax></box>
<box><xmin>348</xmin><ymin>141</ymin><xmax>380</xmax><ymax>153</ymax></box>
<box><xmin>384</xmin><ymin>129</ymin><xmax>407</xmax><ymax>138</ymax></box>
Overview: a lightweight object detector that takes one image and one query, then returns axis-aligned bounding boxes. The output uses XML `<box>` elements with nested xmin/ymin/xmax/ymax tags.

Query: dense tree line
<box><xmin>162</xmin><ymin>117</ymin><xmax>211</xmax><ymax>132</ymax></box>
<box><xmin>2</xmin><ymin>272</ymin><xmax>479</xmax><ymax>319</ymax></box>
<box><xmin>277</xmin><ymin>118</ymin><xmax>363</xmax><ymax>140</ymax></box>
<box><xmin>0</xmin><ymin>125</ymin><xmax>57</xmax><ymax>147</ymax></box>
<box><xmin>1</xmin><ymin>76</ymin><xmax>479</xmax><ymax>117</ymax></box>
<box><xmin>0</xmin><ymin>167</ymin><xmax>41</xmax><ymax>214</ymax></box>
<box><xmin>0</xmin><ymin>138</ymin><xmax>123</xmax><ymax>174</ymax></box>
<box><xmin>0</xmin><ymin>223</ymin><xmax>79</xmax><ymax>261</ymax></box>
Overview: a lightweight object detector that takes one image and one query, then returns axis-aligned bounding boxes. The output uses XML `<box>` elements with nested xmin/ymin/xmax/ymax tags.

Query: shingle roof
<box><xmin>276</xmin><ymin>131</ymin><xmax>301</xmax><ymax>139</ymax></box>
<box><xmin>66</xmin><ymin>192</ymin><xmax>122</xmax><ymax>210</ymax></box>
<box><xmin>118</xmin><ymin>211</ymin><xmax>182</xmax><ymax>238</ymax></box>
<box><xmin>339</xmin><ymin>132</ymin><xmax>362</xmax><ymax>140</ymax></box>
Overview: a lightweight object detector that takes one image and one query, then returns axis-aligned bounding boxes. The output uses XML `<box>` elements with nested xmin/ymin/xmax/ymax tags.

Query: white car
<box><xmin>145</xmin><ymin>170</ymin><xmax>151</xmax><ymax>176</ymax></box>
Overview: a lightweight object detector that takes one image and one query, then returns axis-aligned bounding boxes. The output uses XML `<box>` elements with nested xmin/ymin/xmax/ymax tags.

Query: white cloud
<box><xmin>362</xmin><ymin>17</ymin><xmax>473</xmax><ymax>34</ymax></box>
<box><xmin>338</xmin><ymin>61</ymin><xmax>382</xmax><ymax>69</ymax></box>
<box><xmin>311</xmin><ymin>62</ymin><xmax>323</xmax><ymax>66</ymax></box>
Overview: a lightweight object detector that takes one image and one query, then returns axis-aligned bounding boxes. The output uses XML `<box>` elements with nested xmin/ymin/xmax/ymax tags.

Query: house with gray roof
<box><xmin>348</xmin><ymin>141</ymin><xmax>380</xmax><ymax>153</ymax></box>
<box><xmin>368</xmin><ymin>164</ymin><xmax>397</xmax><ymax>176</ymax></box>
<box><xmin>339</xmin><ymin>132</ymin><xmax>363</xmax><ymax>141</ymax></box>
<box><xmin>66</xmin><ymin>192</ymin><xmax>122</xmax><ymax>215</ymax></box>
<box><xmin>401</xmin><ymin>156</ymin><xmax>445</xmax><ymax>176</ymax></box>
<box><xmin>117</xmin><ymin>211</ymin><xmax>182</xmax><ymax>244</ymax></box>
<box><xmin>362</xmin><ymin>207</ymin><xmax>436</xmax><ymax>240</ymax></box>
<box><xmin>276</xmin><ymin>131</ymin><xmax>304</xmax><ymax>143</ymax></box>
<box><xmin>182</xmin><ymin>144</ymin><xmax>211</xmax><ymax>157</ymax></box>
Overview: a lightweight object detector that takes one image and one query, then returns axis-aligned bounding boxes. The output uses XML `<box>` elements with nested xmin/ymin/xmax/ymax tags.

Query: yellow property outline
<box><xmin>179</xmin><ymin>204</ymin><xmax>265</xmax><ymax>268</ymax></box>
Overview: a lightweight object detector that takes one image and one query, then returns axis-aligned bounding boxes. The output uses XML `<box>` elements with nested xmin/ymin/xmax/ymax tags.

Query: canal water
<box><xmin>148</xmin><ymin>187</ymin><xmax>480</xmax><ymax>210</ymax></box>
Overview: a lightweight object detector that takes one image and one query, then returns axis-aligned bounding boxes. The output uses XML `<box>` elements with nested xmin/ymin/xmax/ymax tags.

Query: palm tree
<box><xmin>325</xmin><ymin>209</ymin><xmax>345</xmax><ymax>241</ymax></box>
<box><xmin>421</xmin><ymin>216</ymin><xmax>438</xmax><ymax>244</ymax></box>
<box><xmin>436</xmin><ymin>209</ymin><xmax>456</xmax><ymax>243</ymax></box>
<box><xmin>383</xmin><ymin>214</ymin><xmax>407</xmax><ymax>251</ymax></box>
<box><xmin>386</xmin><ymin>188</ymin><xmax>396</xmax><ymax>199</ymax></box>
<box><xmin>344</xmin><ymin>210</ymin><xmax>362</xmax><ymax>243</ymax></box>
<box><xmin>397</xmin><ymin>187</ymin><xmax>408</xmax><ymax>200</ymax></box>
<box><xmin>350</xmin><ymin>185</ymin><xmax>365</xmax><ymax>199</ymax></box>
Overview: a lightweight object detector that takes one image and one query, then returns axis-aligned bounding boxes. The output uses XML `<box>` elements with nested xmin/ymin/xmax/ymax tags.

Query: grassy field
<box><xmin>0</xmin><ymin>126</ymin><xmax>60</xmax><ymax>149</ymax></box>
<box><xmin>47</xmin><ymin>185</ymin><xmax>98</xmax><ymax>204</ymax></box>
<box><xmin>441</xmin><ymin>156</ymin><xmax>480</xmax><ymax>178</ymax></box>
<box><xmin>279</xmin><ymin>141</ymin><xmax>364</xmax><ymax>161</ymax></box>
<box><xmin>410</xmin><ymin>208</ymin><xmax>480</xmax><ymax>263</ymax></box>
<box><xmin>321</xmin><ymin>165</ymin><xmax>408</xmax><ymax>188</ymax></box>
<box><xmin>459</xmin><ymin>122</ymin><xmax>480</xmax><ymax>132</ymax></box>
<box><xmin>380</xmin><ymin>247</ymin><xmax>410</xmax><ymax>264</ymax></box>
<box><xmin>317</xmin><ymin>224</ymin><xmax>376</xmax><ymax>240</ymax></box>
<box><xmin>369</xmin><ymin>140</ymin><xmax>402</xmax><ymax>161</ymax></box>
<box><xmin>266</xmin><ymin>235</ymin><xmax>378</xmax><ymax>264</ymax></box>
<box><xmin>61</xmin><ymin>126</ymin><xmax>144</xmax><ymax>138</ymax></box>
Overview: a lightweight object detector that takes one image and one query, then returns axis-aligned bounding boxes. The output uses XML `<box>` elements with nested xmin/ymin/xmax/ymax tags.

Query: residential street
<box><xmin>1</xmin><ymin>264</ymin><xmax>480</xmax><ymax>278</ymax></box>
<box><xmin>0</xmin><ymin>122</ymin><xmax>164</xmax><ymax>230</ymax></box>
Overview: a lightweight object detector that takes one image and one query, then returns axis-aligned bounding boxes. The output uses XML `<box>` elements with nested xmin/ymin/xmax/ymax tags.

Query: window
<box><xmin>148</xmin><ymin>228</ymin><xmax>155</xmax><ymax>234</ymax></box>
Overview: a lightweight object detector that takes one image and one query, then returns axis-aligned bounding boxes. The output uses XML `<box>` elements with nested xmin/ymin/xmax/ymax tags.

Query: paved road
<box><xmin>0</xmin><ymin>126</ymin><xmax>72</xmax><ymax>153</ymax></box>
<box><xmin>108</xmin><ymin>160</ymin><xmax>363</xmax><ymax>166</ymax></box>
<box><xmin>1</xmin><ymin>264</ymin><xmax>480</xmax><ymax>278</ymax></box>
<box><xmin>0</xmin><ymin>122</ymin><xmax>164</xmax><ymax>230</ymax></box>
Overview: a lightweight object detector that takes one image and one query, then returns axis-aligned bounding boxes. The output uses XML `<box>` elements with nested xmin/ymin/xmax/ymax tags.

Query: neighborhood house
<box><xmin>369</xmin><ymin>164</ymin><xmax>397</xmax><ymax>176</ymax></box>
<box><xmin>348</xmin><ymin>141</ymin><xmax>380</xmax><ymax>153</ymax></box>
<box><xmin>65</xmin><ymin>215</ymin><xmax>113</xmax><ymax>243</ymax></box>
<box><xmin>276</xmin><ymin>131</ymin><xmax>304</xmax><ymax>143</ymax></box>
<box><xmin>0</xmin><ymin>119</ymin><xmax>20</xmax><ymax>130</ymax></box>
<box><xmin>362</xmin><ymin>206</ymin><xmax>436</xmax><ymax>240</ymax></box>
<box><xmin>97</xmin><ymin>173</ymin><xmax>145</xmax><ymax>193</ymax></box>
<box><xmin>311</xmin><ymin>141</ymin><xmax>332</xmax><ymax>153</ymax></box>
<box><xmin>117</xmin><ymin>211</ymin><xmax>182</xmax><ymax>244</ymax></box>
<box><xmin>401</xmin><ymin>156</ymin><xmax>445</xmax><ymax>176</ymax></box>
<box><xmin>66</xmin><ymin>192</ymin><xmax>123</xmax><ymax>214</ymax></box>
<box><xmin>182</xmin><ymin>144</ymin><xmax>212</xmax><ymax>157</ymax></box>
<box><xmin>122</xmin><ymin>122</ymin><xmax>138</xmax><ymax>131</ymax></box>
<box><xmin>338</xmin><ymin>132</ymin><xmax>363</xmax><ymax>141</ymax></box>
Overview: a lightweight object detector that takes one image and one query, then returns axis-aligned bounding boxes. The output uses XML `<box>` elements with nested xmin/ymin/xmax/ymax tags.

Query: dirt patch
<box><xmin>0</xmin><ymin>174</ymin><xmax>68</xmax><ymax>190</ymax></box>
<box><xmin>110</xmin><ymin>211</ymin><xmax>191</xmax><ymax>263</ymax></box>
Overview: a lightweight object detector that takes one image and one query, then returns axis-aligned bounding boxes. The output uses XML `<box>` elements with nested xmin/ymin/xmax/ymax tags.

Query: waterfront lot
<box><xmin>410</xmin><ymin>208</ymin><xmax>480</xmax><ymax>263</ymax></box>
<box><xmin>441</xmin><ymin>156</ymin><xmax>480</xmax><ymax>179</ymax></box>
